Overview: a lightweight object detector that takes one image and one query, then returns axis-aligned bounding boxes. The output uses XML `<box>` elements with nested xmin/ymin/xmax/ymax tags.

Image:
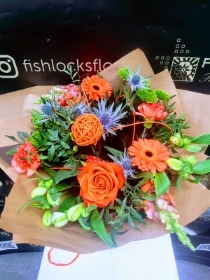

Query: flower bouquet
<box><xmin>1</xmin><ymin>49</ymin><xmax>210</xmax><ymax>254</ymax></box>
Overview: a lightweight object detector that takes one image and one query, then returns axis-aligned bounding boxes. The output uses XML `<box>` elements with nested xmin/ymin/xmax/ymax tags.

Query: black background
<box><xmin>0</xmin><ymin>0</ymin><xmax>210</xmax><ymax>94</ymax></box>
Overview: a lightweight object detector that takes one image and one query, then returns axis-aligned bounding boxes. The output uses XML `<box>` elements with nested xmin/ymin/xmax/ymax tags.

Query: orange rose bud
<box><xmin>77</xmin><ymin>161</ymin><xmax>125</xmax><ymax>207</ymax></box>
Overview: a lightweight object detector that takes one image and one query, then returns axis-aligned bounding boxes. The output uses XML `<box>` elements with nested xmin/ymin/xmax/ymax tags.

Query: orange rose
<box><xmin>77</xmin><ymin>161</ymin><xmax>125</xmax><ymax>207</ymax></box>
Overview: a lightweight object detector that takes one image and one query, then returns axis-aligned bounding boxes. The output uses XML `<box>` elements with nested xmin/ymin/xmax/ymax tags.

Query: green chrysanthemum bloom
<box><xmin>28</xmin><ymin>131</ymin><xmax>43</xmax><ymax>148</ymax></box>
<box><xmin>117</xmin><ymin>68</ymin><xmax>130</xmax><ymax>80</ymax></box>
<box><xmin>155</xmin><ymin>90</ymin><xmax>170</xmax><ymax>101</ymax></box>
<box><xmin>136</xmin><ymin>88</ymin><xmax>157</xmax><ymax>103</ymax></box>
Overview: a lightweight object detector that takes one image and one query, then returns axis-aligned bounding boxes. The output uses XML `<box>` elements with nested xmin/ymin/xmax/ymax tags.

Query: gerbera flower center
<box><xmin>131</xmin><ymin>74</ymin><xmax>140</xmax><ymax>85</ymax></box>
<box><xmin>143</xmin><ymin>149</ymin><xmax>155</xmax><ymax>159</ymax></box>
<box><xmin>92</xmin><ymin>85</ymin><xmax>100</xmax><ymax>91</ymax></box>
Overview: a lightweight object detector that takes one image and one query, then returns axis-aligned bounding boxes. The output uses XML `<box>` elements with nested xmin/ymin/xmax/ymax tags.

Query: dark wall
<box><xmin>1</xmin><ymin>0</ymin><xmax>210</xmax><ymax>94</ymax></box>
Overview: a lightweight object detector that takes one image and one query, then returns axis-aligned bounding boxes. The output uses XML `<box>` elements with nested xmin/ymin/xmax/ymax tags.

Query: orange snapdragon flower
<box><xmin>128</xmin><ymin>138</ymin><xmax>169</xmax><ymax>174</ymax></box>
<box><xmin>137</xmin><ymin>103</ymin><xmax>167</xmax><ymax>121</ymax></box>
<box><xmin>81</xmin><ymin>75</ymin><xmax>112</xmax><ymax>101</ymax></box>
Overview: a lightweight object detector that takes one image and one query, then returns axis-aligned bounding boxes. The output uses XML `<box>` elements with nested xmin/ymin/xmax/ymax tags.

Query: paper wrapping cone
<box><xmin>1</xmin><ymin>49</ymin><xmax>210</xmax><ymax>253</ymax></box>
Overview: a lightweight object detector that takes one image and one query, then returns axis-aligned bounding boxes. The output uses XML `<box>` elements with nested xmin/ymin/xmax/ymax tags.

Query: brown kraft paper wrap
<box><xmin>0</xmin><ymin>49</ymin><xmax>210</xmax><ymax>254</ymax></box>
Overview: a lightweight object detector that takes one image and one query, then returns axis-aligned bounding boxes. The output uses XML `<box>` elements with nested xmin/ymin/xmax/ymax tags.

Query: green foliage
<box><xmin>193</xmin><ymin>160</ymin><xmax>210</xmax><ymax>175</ymax></box>
<box><xmin>90</xmin><ymin>209</ymin><xmax>116</xmax><ymax>247</ymax></box>
<box><xmin>190</xmin><ymin>134</ymin><xmax>210</xmax><ymax>144</ymax></box>
<box><xmin>154</xmin><ymin>172</ymin><xmax>170</xmax><ymax>198</ymax></box>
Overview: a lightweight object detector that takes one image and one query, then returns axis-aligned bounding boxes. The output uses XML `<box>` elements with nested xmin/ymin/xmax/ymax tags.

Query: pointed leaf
<box><xmin>48</xmin><ymin>144</ymin><xmax>55</xmax><ymax>161</ymax></box>
<box><xmin>5</xmin><ymin>135</ymin><xmax>20</xmax><ymax>144</ymax></box>
<box><xmin>104</xmin><ymin>146</ymin><xmax>123</xmax><ymax>157</ymax></box>
<box><xmin>176</xmin><ymin>176</ymin><xmax>182</xmax><ymax>192</ymax></box>
<box><xmin>90</xmin><ymin>209</ymin><xmax>116</xmax><ymax>247</ymax></box>
<box><xmin>17</xmin><ymin>131</ymin><xmax>30</xmax><ymax>141</ymax></box>
<box><xmin>18</xmin><ymin>195</ymin><xmax>50</xmax><ymax>214</ymax></box>
<box><xmin>191</xmin><ymin>134</ymin><xmax>210</xmax><ymax>144</ymax></box>
<box><xmin>185</xmin><ymin>145</ymin><xmax>202</xmax><ymax>153</ymax></box>
<box><xmin>58</xmin><ymin>195</ymin><xmax>77</xmax><ymax>212</ymax></box>
<box><xmin>193</xmin><ymin>160</ymin><xmax>210</xmax><ymax>175</ymax></box>
<box><xmin>154</xmin><ymin>172</ymin><xmax>170</xmax><ymax>198</ymax></box>
<box><xmin>54</xmin><ymin>168</ymin><xmax>79</xmax><ymax>184</ymax></box>
<box><xmin>6</xmin><ymin>146</ymin><xmax>18</xmax><ymax>155</ymax></box>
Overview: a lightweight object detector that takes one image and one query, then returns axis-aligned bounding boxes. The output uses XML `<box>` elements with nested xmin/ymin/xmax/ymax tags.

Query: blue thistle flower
<box><xmin>127</xmin><ymin>67</ymin><xmax>150</xmax><ymax>91</ymax></box>
<box><xmin>40</xmin><ymin>101</ymin><xmax>60</xmax><ymax>122</ymax></box>
<box><xmin>93</xmin><ymin>99</ymin><xmax>127</xmax><ymax>139</ymax></box>
<box><xmin>40</xmin><ymin>102</ymin><xmax>54</xmax><ymax>116</ymax></box>
<box><xmin>70</xmin><ymin>102</ymin><xmax>91</xmax><ymax>120</ymax></box>
<box><xmin>108</xmin><ymin>150</ymin><xmax>136</xmax><ymax>179</ymax></box>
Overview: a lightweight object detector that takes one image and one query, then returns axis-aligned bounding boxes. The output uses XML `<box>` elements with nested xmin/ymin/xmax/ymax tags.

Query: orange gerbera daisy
<box><xmin>128</xmin><ymin>138</ymin><xmax>169</xmax><ymax>174</ymax></box>
<box><xmin>81</xmin><ymin>75</ymin><xmax>112</xmax><ymax>101</ymax></box>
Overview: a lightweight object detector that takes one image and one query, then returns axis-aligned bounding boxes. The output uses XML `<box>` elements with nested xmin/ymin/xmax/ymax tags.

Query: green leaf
<box><xmin>58</xmin><ymin>149</ymin><xmax>66</xmax><ymax>157</ymax></box>
<box><xmin>135</xmin><ymin>172</ymin><xmax>154</xmax><ymax>179</ymax></box>
<box><xmin>191</xmin><ymin>134</ymin><xmax>210</xmax><ymax>144</ymax></box>
<box><xmin>154</xmin><ymin>172</ymin><xmax>170</xmax><ymax>198</ymax></box>
<box><xmin>48</xmin><ymin>129</ymin><xmax>59</xmax><ymax>140</ymax></box>
<box><xmin>18</xmin><ymin>195</ymin><xmax>50</xmax><ymax>214</ymax></box>
<box><xmin>6</xmin><ymin>146</ymin><xmax>18</xmax><ymax>155</ymax></box>
<box><xmin>58</xmin><ymin>195</ymin><xmax>77</xmax><ymax>212</ymax></box>
<box><xmin>17</xmin><ymin>131</ymin><xmax>30</xmax><ymax>141</ymax></box>
<box><xmin>187</xmin><ymin>177</ymin><xmax>201</xmax><ymax>184</ymax></box>
<box><xmin>104</xmin><ymin>146</ymin><xmax>123</xmax><ymax>158</ymax></box>
<box><xmin>42</xmin><ymin>166</ymin><xmax>56</xmax><ymax>179</ymax></box>
<box><xmin>176</xmin><ymin>176</ymin><xmax>182</xmax><ymax>191</ymax></box>
<box><xmin>129</xmin><ymin>206</ymin><xmax>144</xmax><ymax>223</ymax></box>
<box><xmin>48</xmin><ymin>144</ymin><xmax>55</xmax><ymax>161</ymax></box>
<box><xmin>78</xmin><ymin>217</ymin><xmax>91</xmax><ymax>230</ymax></box>
<box><xmin>90</xmin><ymin>209</ymin><xmax>116</xmax><ymax>247</ymax></box>
<box><xmin>51</xmin><ymin>182</ymin><xmax>71</xmax><ymax>193</ymax></box>
<box><xmin>185</xmin><ymin>145</ymin><xmax>202</xmax><ymax>153</ymax></box>
<box><xmin>5</xmin><ymin>135</ymin><xmax>20</xmax><ymax>144</ymax></box>
<box><xmin>142</xmin><ymin>195</ymin><xmax>156</xmax><ymax>201</ymax></box>
<box><xmin>127</xmin><ymin>214</ymin><xmax>141</xmax><ymax>232</ymax></box>
<box><xmin>54</xmin><ymin>168</ymin><xmax>79</xmax><ymax>184</ymax></box>
<box><xmin>193</xmin><ymin>160</ymin><xmax>210</xmax><ymax>175</ymax></box>
<box><xmin>60</xmin><ymin>141</ymin><xmax>70</xmax><ymax>149</ymax></box>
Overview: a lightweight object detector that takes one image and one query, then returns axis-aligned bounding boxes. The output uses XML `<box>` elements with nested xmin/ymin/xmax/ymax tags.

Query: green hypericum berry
<box><xmin>38</xmin><ymin>179</ymin><xmax>45</xmax><ymax>188</ymax></box>
<box><xmin>183</xmin><ymin>137</ymin><xmax>191</xmax><ymax>146</ymax></box>
<box><xmin>44</xmin><ymin>179</ymin><xmax>54</xmax><ymax>189</ymax></box>
<box><xmin>155</xmin><ymin>89</ymin><xmax>170</xmax><ymax>101</ymax></box>
<box><xmin>117</xmin><ymin>68</ymin><xmax>130</xmax><ymax>80</ymax></box>
<box><xmin>135</xmin><ymin>88</ymin><xmax>157</xmax><ymax>103</ymax></box>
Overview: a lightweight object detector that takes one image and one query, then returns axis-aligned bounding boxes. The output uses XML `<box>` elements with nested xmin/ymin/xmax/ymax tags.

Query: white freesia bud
<box><xmin>42</xmin><ymin>210</ymin><xmax>52</xmax><ymax>227</ymax></box>
<box><xmin>66</xmin><ymin>202</ymin><xmax>85</xmax><ymax>222</ymax></box>
<box><xmin>52</xmin><ymin>212</ymin><xmax>68</xmax><ymax>228</ymax></box>
<box><xmin>31</xmin><ymin>186</ymin><xmax>47</xmax><ymax>198</ymax></box>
